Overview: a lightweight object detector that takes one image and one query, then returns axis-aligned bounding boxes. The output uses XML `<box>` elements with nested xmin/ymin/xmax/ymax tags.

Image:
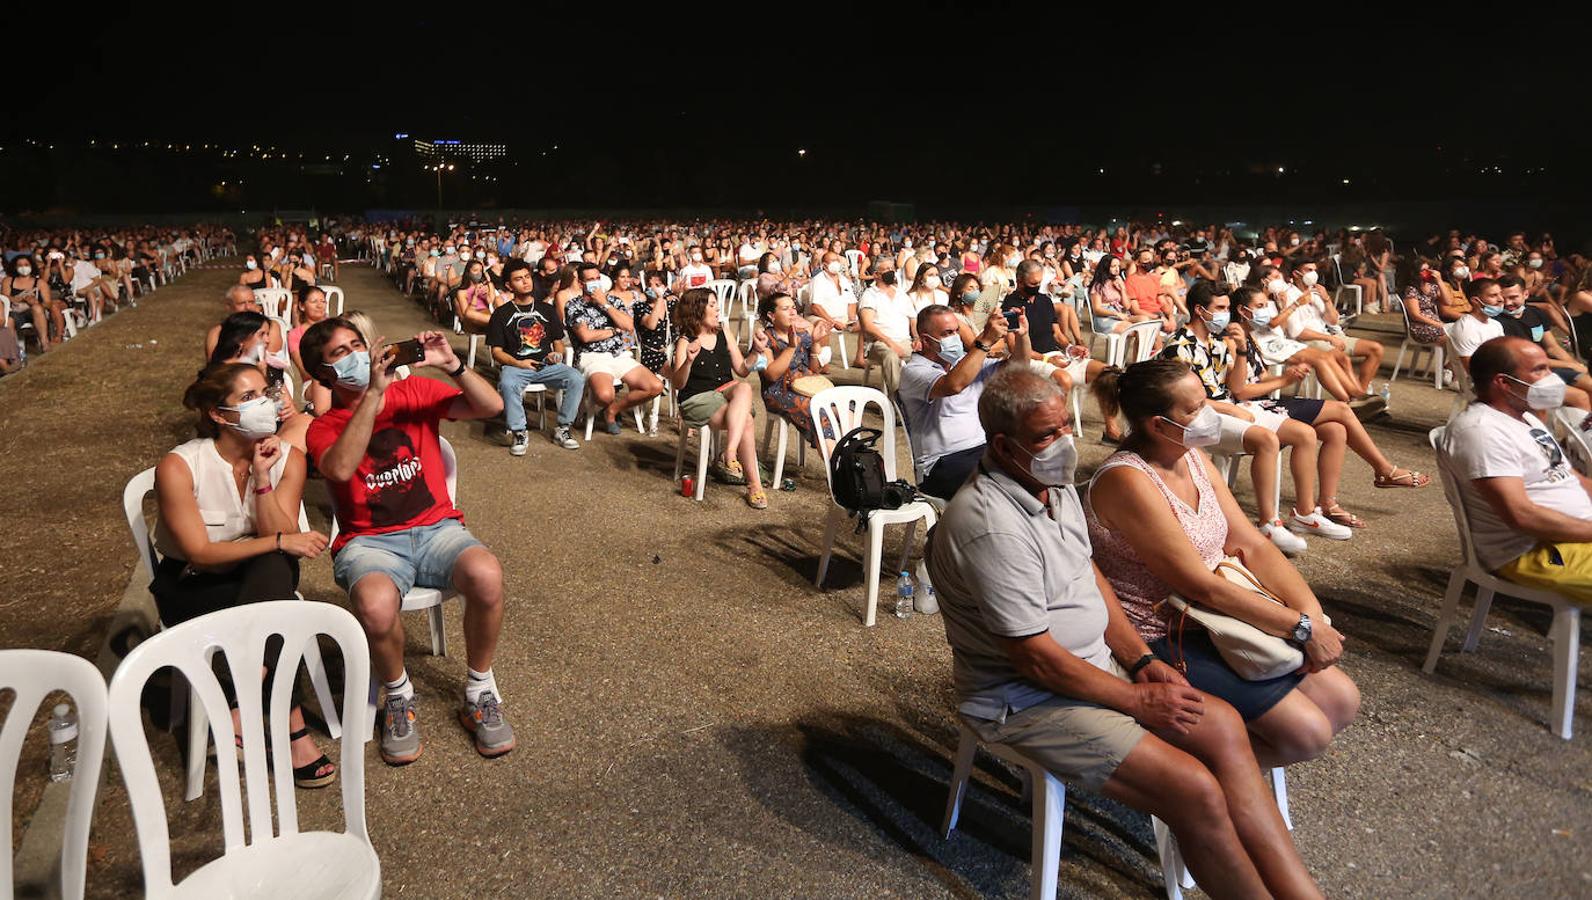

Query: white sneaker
<box><xmin>1260</xmin><ymin>519</ymin><xmax>1308</xmax><ymax>556</ymax></box>
<box><xmin>1288</xmin><ymin>507</ymin><xmax>1352</xmax><ymax>541</ymax></box>
<box><xmin>509</xmin><ymin>431</ymin><xmax>529</xmax><ymax>456</ymax></box>
<box><xmin>552</xmin><ymin>426</ymin><xmax>579</xmax><ymax>450</ymax></box>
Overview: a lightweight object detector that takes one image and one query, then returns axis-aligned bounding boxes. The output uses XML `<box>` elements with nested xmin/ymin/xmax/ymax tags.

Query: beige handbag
<box><xmin>1163</xmin><ymin>557</ymin><xmax>1328</xmax><ymax>681</ymax></box>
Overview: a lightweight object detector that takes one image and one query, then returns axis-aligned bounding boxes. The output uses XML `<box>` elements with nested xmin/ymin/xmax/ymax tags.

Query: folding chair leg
<box><xmin>1030</xmin><ymin>770</ymin><xmax>1065</xmax><ymax>900</ymax></box>
<box><xmin>1550</xmin><ymin>607</ymin><xmax>1580</xmax><ymax>739</ymax></box>
<box><xmin>304</xmin><ymin>636</ymin><xmax>342</xmax><ymax>740</ymax></box>
<box><xmin>941</xmin><ymin>724</ymin><xmax>979</xmax><ymax>837</ymax></box>
<box><xmin>1268</xmin><ymin>767</ymin><xmax>1292</xmax><ymax>830</ymax></box>
<box><xmin>815</xmin><ymin>506</ymin><xmax>842</xmax><ymax>588</ymax></box>
<box><xmin>1424</xmin><ymin>572</ymin><xmax>1467</xmax><ymax>673</ymax></box>
<box><xmin>184</xmin><ymin>684</ymin><xmax>208</xmax><ymax>801</ymax></box>
<box><xmin>428</xmin><ymin>605</ymin><xmax>448</xmax><ymax>657</ymax></box>
<box><xmin>1152</xmin><ymin>817</ymin><xmax>1186</xmax><ymax>900</ymax></box>
<box><xmin>864</xmin><ymin>518</ymin><xmax>886</xmax><ymax>627</ymax></box>
<box><xmin>694</xmin><ymin>428</ymin><xmax>711</xmax><ymax>501</ymax></box>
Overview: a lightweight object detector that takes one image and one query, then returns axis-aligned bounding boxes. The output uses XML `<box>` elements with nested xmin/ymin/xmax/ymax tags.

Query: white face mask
<box><xmin>1301</xmin><ymin>270</ymin><xmax>1319</xmax><ymax>287</ymax></box>
<box><xmin>245</xmin><ymin>259</ymin><xmax>258</xmax><ymax>270</ymax></box>
<box><xmin>460</xmin><ymin>251</ymin><xmax>472</xmax><ymax>261</ymax></box>
<box><xmin>1529</xmin><ymin>259</ymin><xmax>1544</xmax><ymax>269</ymax></box>
<box><xmin>767</xmin><ymin>261</ymin><xmax>781</xmax><ymax>273</ymax></box>
<box><xmin>1006</xmin><ymin>254</ymin><xmax>1022</xmax><ymax>267</ymax></box>
<box><xmin>1008</xmin><ymin>434</ymin><xmax>1078</xmax><ymax>486</ymax></box>
<box><xmin>583</xmin><ymin>279</ymin><xmax>604</xmax><ymax>295</ymax></box>
<box><xmin>1266</xmin><ymin>277</ymin><xmax>1286</xmax><ymax>295</ymax></box>
<box><xmin>1290</xmin><ymin>237</ymin><xmax>1301</xmax><ymax>246</ymax></box>
<box><xmin>691</xmin><ymin>253</ymin><xmax>704</xmax><ymax>262</ymax></box>
<box><xmin>219</xmin><ymin>396</ymin><xmax>279</xmax><ymax>440</ymax></box>
<box><xmin>1161</xmin><ymin>406</ymin><xmax>1222</xmax><ymax>448</ymax></box>
<box><xmin>15</xmin><ymin>265</ymin><xmax>30</xmax><ymax>276</ymax></box>
<box><xmin>826</xmin><ymin>261</ymin><xmax>843</xmax><ymax>275</ymax></box>
<box><xmin>1506</xmin><ymin>374</ymin><xmax>1566</xmax><ymax>410</ymax></box>
<box><xmin>240</xmin><ymin>343</ymin><xmax>266</xmax><ymax>365</ymax></box>
<box><xmin>924</xmin><ymin>274</ymin><xmax>941</xmax><ymax>290</ymax></box>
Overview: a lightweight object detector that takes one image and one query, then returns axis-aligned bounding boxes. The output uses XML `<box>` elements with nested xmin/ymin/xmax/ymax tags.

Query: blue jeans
<box><xmin>498</xmin><ymin>361</ymin><xmax>584</xmax><ymax>431</ymax></box>
<box><xmin>333</xmin><ymin>519</ymin><xmax>484</xmax><ymax>598</ymax></box>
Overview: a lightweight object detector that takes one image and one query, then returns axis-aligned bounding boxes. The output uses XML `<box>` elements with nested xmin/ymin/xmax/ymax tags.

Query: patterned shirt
<box><xmin>565</xmin><ymin>294</ymin><xmax>632</xmax><ymax>357</ymax></box>
<box><xmin>1159</xmin><ymin>327</ymin><xmax>1234</xmax><ymax>401</ymax></box>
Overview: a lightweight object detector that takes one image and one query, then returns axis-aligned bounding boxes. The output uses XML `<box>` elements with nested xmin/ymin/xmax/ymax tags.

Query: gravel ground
<box><xmin>2</xmin><ymin>261</ymin><xmax>1589</xmax><ymax>898</ymax></box>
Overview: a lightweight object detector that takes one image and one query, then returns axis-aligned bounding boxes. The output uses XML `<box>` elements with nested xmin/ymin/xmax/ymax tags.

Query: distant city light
<box><xmin>798</xmin><ymin>148</ymin><xmax>807</xmax><ymax>157</ymax></box>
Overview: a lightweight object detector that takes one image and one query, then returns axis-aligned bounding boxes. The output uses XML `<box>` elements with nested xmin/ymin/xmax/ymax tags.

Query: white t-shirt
<box><xmin>1447</xmin><ymin>314</ymin><xmax>1505</xmax><ymax>362</ymax></box>
<box><xmin>1281</xmin><ymin>287</ymin><xmax>1334</xmax><ymax>340</ymax></box>
<box><xmin>1442</xmin><ymin>403</ymin><xmax>1592</xmax><ymax>570</ymax></box>
<box><xmin>908</xmin><ymin>288</ymin><xmax>949</xmax><ymax>316</ymax></box>
<box><xmin>898</xmin><ymin>355</ymin><xmax>999</xmax><ymax>473</ymax></box>
<box><xmin>737</xmin><ymin>242</ymin><xmax>761</xmax><ymax>265</ymax></box>
<box><xmin>678</xmin><ymin>263</ymin><xmax>714</xmax><ymax>290</ymax></box>
<box><xmin>69</xmin><ymin>260</ymin><xmax>101</xmax><ymax>292</ymax></box>
<box><xmin>809</xmin><ymin>273</ymin><xmax>855</xmax><ymax>321</ymax></box>
<box><xmin>859</xmin><ymin>285</ymin><xmax>915</xmax><ymax>345</ymax></box>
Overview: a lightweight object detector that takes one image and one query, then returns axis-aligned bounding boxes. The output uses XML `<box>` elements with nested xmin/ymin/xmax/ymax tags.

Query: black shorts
<box><xmin>1150</xmin><ymin>630</ymin><xmax>1303</xmax><ymax>721</ymax></box>
<box><xmin>1277</xmin><ymin>397</ymin><xmax>1324</xmax><ymax>425</ymax></box>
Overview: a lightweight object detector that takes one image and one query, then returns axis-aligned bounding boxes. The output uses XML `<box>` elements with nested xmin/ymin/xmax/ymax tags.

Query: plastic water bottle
<box><xmin>48</xmin><ymin>704</ymin><xmax>77</xmax><ymax>783</ymax></box>
<box><xmin>1379</xmin><ymin>382</ymin><xmax>1391</xmax><ymax>407</ymax></box>
<box><xmin>914</xmin><ymin>558</ymin><xmax>938</xmax><ymax>615</ymax></box>
<box><xmin>895</xmin><ymin>571</ymin><xmax>915</xmax><ymax>619</ymax></box>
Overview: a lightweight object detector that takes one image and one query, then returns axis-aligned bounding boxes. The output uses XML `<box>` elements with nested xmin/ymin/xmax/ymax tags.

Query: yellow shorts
<box><xmin>1496</xmin><ymin>542</ymin><xmax>1592</xmax><ymax>606</ymax></box>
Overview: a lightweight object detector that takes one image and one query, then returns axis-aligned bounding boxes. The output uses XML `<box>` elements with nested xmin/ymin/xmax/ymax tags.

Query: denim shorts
<box><xmin>333</xmin><ymin>518</ymin><xmax>482</xmax><ymax>598</ymax></box>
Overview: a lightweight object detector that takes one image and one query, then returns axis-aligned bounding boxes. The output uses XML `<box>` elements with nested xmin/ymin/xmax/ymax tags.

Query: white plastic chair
<box><xmin>1106</xmin><ymin>318</ymin><xmax>1162</xmax><ymax>368</ymax></box>
<box><xmin>0</xmin><ymin>650</ymin><xmax>108</xmax><ymax>900</ymax></box>
<box><xmin>844</xmin><ymin>249</ymin><xmax>863</xmax><ymax>277</ymax></box>
<box><xmin>761</xmin><ymin>412</ymin><xmax>808</xmax><ymax>489</ymax></box>
<box><xmin>327</xmin><ymin>437</ymin><xmax>458</xmax><ymax>662</ymax></box>
<box><xmin>107</xmin><ymin>601</ymin><xmax>380</xmax><ymax>899</ymax></box>
<box><xmin>1330</xmin><ymin>254</ymin><xmax>1363</xmax><ymax>318</ymax></box>
<box><xmin>705</xmin><ymin>279</ymin><xmax>736</xmax><ymax>313</ymax></box>
<box><xmin>940</xmin><ymin>721</ymin><xmax>1293</xmax><ymax>900</ymax></box>
<box><xmin>809</xmin><ymin>387</ymin><xmax>938</xmax><ymax>627</ymax></box>
<box><xmin>122</xmin><ymin>468</ymin><xmax>343</xmax><ymax>799</ymax></box>
<box><xmin>672</xmin><ymin>415</ymin><xmax>721</xmax><ymax>502</ymax></box>
<box><xmin>452</xmin><ymin>316</ymin><xmax>481</xmax><ymax>370</ymax></box>
<box><xmin>580</xmin><ymin>349</ymin><xmax>648</xmax><ymax>441</ymax></box>
<box><xmin>322</xmin><ymin>285</ymin><xmax>345</xmax><ymax>317</ymax></box>
<box><xmin>1426</xmin><ymin>427</ymin><xmax>1581</xmax><ymax>739</ymax></box>
<box><xmin>1389</xmin><ymin>296</ymin><xmax>1445</xmax><ymax>390</ymax></box>
<box><xmin>251</xmin><ymin>288</ymin><xmax>291</xmax><ymax>322</ymax></box>
<box><xmin>736</xmin><ymin>280</ymin><xmax>759</xmax><ymax>349</ymax></box>
<box><xmin>1559</xmin><ymin>412</ymin><xmax>1592</xmax><ymax>477</ymax></box>
<box><xmin>1211</xmin><ymin>447</ymin><xmax>1284</xmax><ymax>523</ymax></box>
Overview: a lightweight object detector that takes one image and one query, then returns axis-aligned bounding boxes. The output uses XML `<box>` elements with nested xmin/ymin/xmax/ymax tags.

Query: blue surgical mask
<box><xmin>644</xmin><ymin>287</ymin><xmax>658</xmax><ymax>300</ymax></box>
<box><xmin>1206</xmin><ymin>310</ymin><xmax>1231</xmax><ymax>331</ymax></box>
<box><xmin>960</xmin><ymin>289</ymin><xmax>979</xmax><ymax>305</ymax></box>
<box><xmin>1482</xmin><ymin>303</ymin><xmax>1505</xmax><ymax>318</ymax></box>
<box><xmin>327</xmin><ymin>350</ymin><xmax>370</xmax><ymax>390</ymax></box>
<box><xmin>1249</xmin><ymin>304</ymin><xmax>1276</xmax><ymax>328</ymax></box>
<box><xmin>937</xmin><ymin>333</ymin><xmax>966</xmax><ymax>365</ymax></box>
<box><xmin>1505</xmin><ymin>304</ymin><xmax>1526</xmax><ymax>318</ymax></box>
<box><xmin>1531</xmin><ymin>325</ymin><xmax>1545</xmax><ymax>342</ymax></box>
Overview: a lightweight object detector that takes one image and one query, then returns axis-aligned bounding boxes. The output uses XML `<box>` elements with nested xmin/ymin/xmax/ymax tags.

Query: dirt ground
<box><xmin>2</xmin><ymin>260</ymin><xmax>1590</xmax><ymax>898</ymax></box>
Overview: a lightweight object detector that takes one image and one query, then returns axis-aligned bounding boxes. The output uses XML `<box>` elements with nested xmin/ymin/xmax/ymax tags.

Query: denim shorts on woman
<box><xmin>333</xmin><ymin>518</ymin><xmax>483</xmax><ymax>598</ymax></box>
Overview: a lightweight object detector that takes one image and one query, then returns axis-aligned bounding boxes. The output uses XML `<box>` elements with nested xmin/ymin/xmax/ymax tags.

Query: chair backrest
<box><xmin>705</xmin><ymin>279</ymin><xmax>735</xmax><ymax>308</ymax></box>
<box><xmin>1559</xmin><ymin>414</ymin><xmax>1592</xmax><ymax>476</ymax></box>
<box><xmin>322</xmin><ymin>285</ymin><xmax>345</xmax><ymax>316</ymax></box>
<box><xmin>327</xmin><ymin>436</ymin><xmax>456</xmax><ymax>543</ymax></box>
<box><xmin>809</xmin><ymin>386</ymin><xmax>902</xmax><ymax>501</ymax></box>
<box><xmin>1429</xmin><ymin>426</ymin><xmax>1482</xmax><ymax>571</ymax></box>
<box><xmin>797</xmin><ymin>283</ymin><xmax>812</xmax><ymax>309</ymax></box>
<box><xmin>107</xmin><ymin>601</ymin><xmax>372</xmax><ymax>897</ymax></box>
<box><xmin>125</xmin><ymin>465</ymin><xmax>315</xmax><ymax>583</ymax></box>
<box><xmin>0</xmin><ymin>651</ymin><xmax>108</xmax><ymax>900</ymax></box>
<box><xmin>252</xmin><ymin>288</ymin><xmax>290</xmax><ymax>321</ymax></box>
<box><xmin>844</xmin><ymin>249</ymin><xmax>863</xmax><ymax>275</ymax></box>
<box><xmin>1124</xmin><ymin>318</ymin><xmax>1162</xmax><ymax>363</ymax></box>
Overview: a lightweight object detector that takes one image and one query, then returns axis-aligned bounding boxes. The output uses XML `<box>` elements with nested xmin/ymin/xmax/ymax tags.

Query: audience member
<box><xmin>487</xmin><ymin>259</ymin><xmax>584</xmax><ymax>453</ymax></box>
<box><xmin>207</xmin><ymin>285</ymin><xmax>285</xmax><ymax>360</ymax></box>
<box><xmin>670</xmin><ymin>288</ymin><xmax>769</xmax><ymax>508</ymax></box>
<box><xmin>566</xmin><ymin>262</ymin><xmax>664</xmax><ymax>435</ymax></box>
<box><xmin>857</xmin><ymin>255</ymin><xmax>915</xmax><ymax>395</ymax></box>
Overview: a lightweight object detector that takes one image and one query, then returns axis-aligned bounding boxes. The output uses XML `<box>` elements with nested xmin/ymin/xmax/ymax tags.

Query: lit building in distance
<box><xmin>403</xmin><ymin>135</ymin><xmax>508</xmax><ymax>164</ymax></box>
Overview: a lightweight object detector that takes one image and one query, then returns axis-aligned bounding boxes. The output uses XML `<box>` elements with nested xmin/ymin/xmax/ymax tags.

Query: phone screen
<box><xmin>387</xmin><ymin>339</ymin><xmax>425</xmax><ymax>368</ymax></box>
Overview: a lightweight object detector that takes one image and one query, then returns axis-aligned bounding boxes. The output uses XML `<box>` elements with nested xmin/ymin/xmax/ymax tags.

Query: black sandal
<box><xmin>288</xmin><ymin>727</ymin><xmax>337</xmax><ymax>789</ymax></box>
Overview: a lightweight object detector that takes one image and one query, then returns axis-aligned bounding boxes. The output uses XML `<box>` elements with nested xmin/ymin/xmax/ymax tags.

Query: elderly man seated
<box><xmin>926</xmin><ymin>366</ymin><xmax>1321</xmax><ymax>899</ymax></box>
<box><xmin>1441</xmin><ymin>336</ymin><xmax>1592</xmax><ymax>603</ymax></box>
<box><xmin>206</xmin><ymin>285</ymin><xmax>285</xmax><ymax>359</ymax></box>
<box><xmin>897</xmin><ymin>304</ymin><xmax>1023</xmax><ymax>501</ymax></box>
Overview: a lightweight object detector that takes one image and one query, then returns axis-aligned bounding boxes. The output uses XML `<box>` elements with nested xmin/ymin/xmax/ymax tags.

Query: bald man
<box><xmin>205</xmin><ymin>284</ymin><xmax>285</xmax><ymax>359</ymax></box>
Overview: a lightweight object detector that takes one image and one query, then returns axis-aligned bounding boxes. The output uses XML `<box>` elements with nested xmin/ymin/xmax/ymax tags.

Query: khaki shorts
<box><xmin>1214</xmin><ymin>405</ymin><xmax>1288</xmax><ymax>454</ymax></box>
<box><xmin>962</xmin><ymin>659</ymin><xmax>1146</xmax><ymax>792</ymax></box>
<box><xmin>578</xmin><ymin>351</ymin><xmax>642</xmax><ymax>382</ymax></box>
<box><xmin>1306</xmin><ymin>336</ymin><xmax>1361</xmax><ymax>354</ymax></box>
<box><xmin>679</xmin><ymin>387</ymin><xmax>755</xmax><ymax>427</ymax></box>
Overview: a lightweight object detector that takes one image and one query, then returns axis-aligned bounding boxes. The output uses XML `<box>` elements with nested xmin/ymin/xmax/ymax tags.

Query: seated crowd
<box><xmin>120</xmin><ymin>213</ymin><xmax>1586</xmax><ymax>897</ymax></box>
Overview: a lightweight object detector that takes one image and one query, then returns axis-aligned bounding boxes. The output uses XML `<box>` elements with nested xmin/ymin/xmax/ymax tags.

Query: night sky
<box><xmin>4</xmin><ymin>10</ymin><xmax>1588</xmax><ymax>222</ymax></box>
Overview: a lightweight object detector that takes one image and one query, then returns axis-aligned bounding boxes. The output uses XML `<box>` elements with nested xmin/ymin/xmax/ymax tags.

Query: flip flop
<box><xmin>1322</xmin><ymin>501</ymin><xmax>1367</xmax><ymax>528</ymax></box>
<box><xmin>1374</xmin><ymin>468</ymin><xmax>1430</xmax><ymax>489</ymax></box>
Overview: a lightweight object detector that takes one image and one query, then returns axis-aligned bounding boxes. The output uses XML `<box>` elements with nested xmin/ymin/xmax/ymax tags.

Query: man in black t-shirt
<box><xmin>1000</xmin><ymin>260</ymin><xmax>1064</xmax><ymax>354</ymax></box>
<box><xmin>487</xmin><ymin>259</ymin><xmax>585</xmax><ymax>454</ymax></box>
<box><xmin>1492</xmin><ymin>274</ymin><xmax>1592</xmax><ymax>412</ymax></box>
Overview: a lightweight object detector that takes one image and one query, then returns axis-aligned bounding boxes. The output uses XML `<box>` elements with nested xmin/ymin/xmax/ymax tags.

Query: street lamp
<box><xmin>435</xmin><ymin>163</ymin><xmax>455</xmax><ymax>209</ymax></box>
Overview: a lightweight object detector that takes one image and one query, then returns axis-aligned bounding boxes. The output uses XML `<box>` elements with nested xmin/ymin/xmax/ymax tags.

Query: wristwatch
<box><xmin>447</xmin><ymin>358</ymin><xmax>468</xmax><ymax>377</ymax></box>
<box><xmin>1128</xmin><ymin>653</ymin><xmax>1157</xmax><ymax>677</ymax></box>
<box><xmin>972</xmin><ymin>339</ymin><xmax>992</xmax><ymax>353</ymax></box>
<box><xmin>1290</xmin><ymin>613</ymin><xmax>1312</xmax><ymax>646</ymax></box>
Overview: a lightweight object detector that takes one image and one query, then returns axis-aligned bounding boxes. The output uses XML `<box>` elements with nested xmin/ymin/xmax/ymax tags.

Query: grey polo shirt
<box><xmin>926</xmin><ymin>455</ymin><xmax>1113</xmax><ymax>721</ymax></box>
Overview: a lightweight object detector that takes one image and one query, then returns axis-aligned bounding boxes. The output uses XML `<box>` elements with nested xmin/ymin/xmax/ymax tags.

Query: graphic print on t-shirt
<box><xmin>364</xmin><ymin>428</ymin><xmax>437</xmax><ymax>527</ymax></box>
<box><xmin>515</xmin><ymin>315</ymin><xmax>547</xmax><ymax>359</ymax></box>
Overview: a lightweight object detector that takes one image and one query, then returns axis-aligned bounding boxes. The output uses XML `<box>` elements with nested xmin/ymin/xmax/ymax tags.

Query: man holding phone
<box><xmin>299</xmin><ymin>318</ymin><xmax>514</xmax><ymax>765</ymax></box>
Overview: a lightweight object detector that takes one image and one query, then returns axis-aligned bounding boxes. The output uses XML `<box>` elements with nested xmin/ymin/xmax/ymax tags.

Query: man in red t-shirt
<box><xmin>301</xmin><ymin>318</ymin><xmax>513</xmax><ymax>765</ymax></box>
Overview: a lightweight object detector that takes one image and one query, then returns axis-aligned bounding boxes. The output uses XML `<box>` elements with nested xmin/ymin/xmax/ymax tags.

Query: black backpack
<box><xmin>829</xmin><ymin>427</ymin><xmax>915</xmax><ymax>527</ymax></box>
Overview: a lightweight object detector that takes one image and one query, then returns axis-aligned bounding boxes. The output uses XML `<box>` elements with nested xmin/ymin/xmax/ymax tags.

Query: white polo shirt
<box><xmin>808</xmin><ymin>272</ymin><xmax>855</xmax><ymax>321</ymax></box>
<box><xmin>1447</xmin><ymin>313</ymin><xmax>1505</xmax><ymax>361</ymax></box>
<box><xmin>859</xmin><ymin>284</ymin><xmax>915</xmax><ymax>345</ymax></box>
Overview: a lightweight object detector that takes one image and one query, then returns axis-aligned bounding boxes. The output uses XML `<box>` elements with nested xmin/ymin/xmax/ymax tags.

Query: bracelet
<box><xmin>448</xmin><ymin>358</ymin><xmax>468</xmax><ymax>377</ymax></box>
<box><xmin>1128</xmin><ymin>653</ymin><xmax>1158</xmax><ymax>677</ymax></box>
<box><xmin>254</xmin><ymin>483</ymin><xmax>274</xmax><ymax>496</ymax></box>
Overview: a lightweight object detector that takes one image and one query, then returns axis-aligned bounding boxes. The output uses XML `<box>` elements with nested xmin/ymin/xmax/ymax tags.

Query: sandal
<box><xmin>711</xmin><ymin>459</ymin><xmax>748</xmax><ymax>485</ymax></box>
<box><xmin>1321</xmin><ymin>500</ymin><xmax>1367</xmax><ymax>529</ymax></box>
<box><xmin>745</xmin><ymin>489</ymin><xmax>769</xmax><ymax>510</ymax></box>
<box><xmin>288</xmin><ymin>727</ymin><xmax>337</xmax><ymax>789</ymax></box>
<box><xmin>1374</xmin><ymin>467</ymin><xmax>1430</xmax><ymax>489</ymax></box>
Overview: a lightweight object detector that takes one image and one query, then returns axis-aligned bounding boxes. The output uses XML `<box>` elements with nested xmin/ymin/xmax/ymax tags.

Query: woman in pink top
<box><xmin>1086</xmin><ymin>358</ymin><xmax>1359</xmax><ymax>766</ymax></box>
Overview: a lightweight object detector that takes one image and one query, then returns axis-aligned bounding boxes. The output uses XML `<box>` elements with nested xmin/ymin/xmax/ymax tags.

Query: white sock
<box><xmin>384</xmin><ymin>670</ymin><xmax>414</xmax><ymax>702</ymax></box>
<box><xmin>465</xmin><ymin>668</ymin><xmax>500</xmax><ymax>704</ymax></box>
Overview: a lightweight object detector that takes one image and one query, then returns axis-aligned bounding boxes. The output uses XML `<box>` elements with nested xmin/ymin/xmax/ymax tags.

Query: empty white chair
<box><xmin>1388</xmin><ymin>298</ymin><xmax>1445</xmax><ymax>390</ymax></box>
<box><xmin>809</xmin><ymin>387</ymin><xmax>938</xmax><ymax>626</ymax></box>
<box><xmin>736</xmin><ymin>279</ymin><xmax>759</xmax><ymax>349</ymax></box>
<box><xmin>1106</xmin><ymin>318</ymin><xmax>1162</xmax><ymax>368</ymax></box>
<box><xmin>844</xmin><ymin>248</ymin><xmax>863</xmax><ymax>277</ymax></box>
<box><xmin>1425</xmin><ymin>427</ymin><xmax>1581</xmax><ymax>739</ymax></box>
<box><xmin>1329</xmin><ymin>253</ymin><xmax>1363</xmax><ymax>318</ymax></box>
<box><xmin>761</xmin><ymin>412</ymin><xmax>808</xmax><ymax>489</ymax></box>
<box><xmin>0</xmin><ymin>650</ymin><xmax>108</xmax><ymax>900</ymax></box>
<box><xmin>108</xmin><ymin>601</ymin><xmax>380</xmax><ymax>899</ymax></box>
<box><xmin>121</xmin><ymin>468</ymin><xmax>343</xmax><ymax>801</ymax></box>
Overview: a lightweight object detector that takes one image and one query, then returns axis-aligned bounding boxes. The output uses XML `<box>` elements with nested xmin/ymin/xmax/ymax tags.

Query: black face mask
<box><xmin>879</xmin><ymin>271</ymin><xmax>897</xmax><ymax>286</ymax></box>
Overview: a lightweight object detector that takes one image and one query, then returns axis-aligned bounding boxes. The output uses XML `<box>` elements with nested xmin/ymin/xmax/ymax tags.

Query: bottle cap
<box><xmin>53</xmin><ymin>703</ymin><xmax>70</xmax><ymax>717</ymax></box>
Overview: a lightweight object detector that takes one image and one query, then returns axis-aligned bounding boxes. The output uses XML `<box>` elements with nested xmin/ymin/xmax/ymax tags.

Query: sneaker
<box><xmin>1260</xmin><ymin>519</ymin><xmax>1307</xmax><ymax>556</ymax></box>
<box><xmin>509</xmin><ymin>431</ymin><xmax>529</xmax><ymax>456</ymax></box>
<box><xmin>604</xmin><ymin>418</ymin><xmax>622</xmax><ymax>435</ymax></box>
<box><xmin>380</xmin><ymin>695</ymin><xmax>423</xmax><ymax>766</ymax></box>
<box><xmin>552</xmin><ymin>426</ymin><xmax>579</xmax><ymax>450</ymax></box>
<box><xmin>1348</xmin><ymin>395</ymin><xmax>1387</xmax><ymax>420</ymax></box>
<box><xmin>1288</xmin><ymin>507</ymin><xmax>1353</xmax><ymax>541</ymax></box>
<box><xmin>459</xmin><ymin>690</ymin><xmax>516</xmax><ymax>758</ymax></box>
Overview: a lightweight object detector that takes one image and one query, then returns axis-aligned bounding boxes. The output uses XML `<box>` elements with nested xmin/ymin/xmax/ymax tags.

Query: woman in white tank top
<box><xmin>151</xmin><ymin>362</ymin><xmax>337</xmax><ymax>789</ymax></box>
